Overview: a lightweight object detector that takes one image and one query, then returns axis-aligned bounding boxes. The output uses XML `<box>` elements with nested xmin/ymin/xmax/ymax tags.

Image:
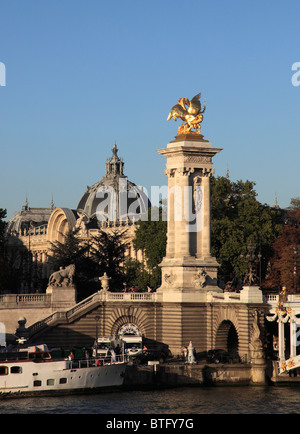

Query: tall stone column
<box><xmin>157</xmin><ymin>134</ymin><xmax>222</xmax><ymax>293</ymax></box>
<box><xmin>201</xmin><ymin>172</ymin><xmax>211</xmax><ymax>259</ymax></box>
<box><xmin>175</xmin><ymin>167</ymin><xmax>191</xmax><ymax>258</ymax></box>
<box><xmin>278</xmin><ymin>316</ymin><xmax>285</xmax><ymax>362</ymax></box>
<box><xmin>165</xmin><ymin>168</ymin><xmax>176</xmax><ymax>258</ymax></box>
<box><xmin>290</xmin><ymin>317</ymin><xmax>297</xmax><ymax>358</ymax></box>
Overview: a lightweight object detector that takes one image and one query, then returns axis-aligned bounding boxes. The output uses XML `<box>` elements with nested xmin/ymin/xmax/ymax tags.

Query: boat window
<box><xmin>0</xmin><ymin>366</ymin><xmax>8</xmax><ymax>375</ymax></box>
<box><xmin>47</xmin><ymin>379</ymin><xmax>55</xmax><ymax>385</ymax></box>
<box><xmin>59</xmin><ymin>377</ymin><xmax>67</xmax><ymax>384</ymax></box>
<box><xmin>10</xmin><ymin>366</ymin><xmax>22</xmax><ymax>374</ymax></box>
<box><xmin>42</xmin><ymin>352</ymin><xmax>51</xmax><ymax>360</ymax></box>
<box><xmin>33</xmin><ymin>380</ymin><xmax>42</xmax><ymax>387</ymax></box>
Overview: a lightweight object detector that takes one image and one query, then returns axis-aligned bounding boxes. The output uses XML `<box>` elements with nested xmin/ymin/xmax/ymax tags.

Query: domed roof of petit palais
<box><xmin>77</xmin><ymin>143</ymin><xmax>150</xmax><ymax>222</ymax></box>
<box><xmin>6</xmin><ymin>143</ymin><xmax>151</xmax><ymax>245</ymax></box>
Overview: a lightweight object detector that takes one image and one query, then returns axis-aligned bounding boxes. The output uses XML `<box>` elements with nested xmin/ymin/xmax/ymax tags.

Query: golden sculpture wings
<box><xmin>167</xmin><ymin>93</ymin><xmax>206</xmax><ymax>135</ymax></box>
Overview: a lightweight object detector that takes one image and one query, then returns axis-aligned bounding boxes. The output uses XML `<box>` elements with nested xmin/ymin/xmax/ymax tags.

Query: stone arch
<box><xmin>215</xmin><ymin>320</ymin><xmax>239</xmax><ymax>354</ymax></box>
<box><xmin>107</xmin><ymin>306</ymin><xmax>151</xmax><ymax>338</ymax></box>
<box><xmin>117</xmin><ymin>323</ymin><xmax>142</xmax><ymax>337</ymax></box>
<box><xmin>213</xmin><ymin>307</ymin><xmax>240</xmax><ymax>355</ymax></box>
<box><xmin>47</xmin><ymin>208</ymin><xmax>77</xmax><ymax>243</ymax></box>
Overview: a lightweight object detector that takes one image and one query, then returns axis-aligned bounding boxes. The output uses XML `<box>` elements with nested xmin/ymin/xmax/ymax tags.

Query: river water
<box><xmin>1</xmin><ymin>386</ymin><xmax>300</xmax><ymax>414</ymax></box>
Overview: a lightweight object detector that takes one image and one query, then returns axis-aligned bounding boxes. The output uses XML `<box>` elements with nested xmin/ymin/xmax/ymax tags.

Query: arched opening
<box><xmin>117</xmin><ymin>322</ymin><xmax>142</xmax><ymax>338</ymax></box>
<box><xmin>117</xmin><ymin>323</ymin><xmax>143</xmax><ymax>357</ymax></box>
<box><xmin>47</xmin><ymin>208</ymin><xmax>77</xmax><ymax>243</ymax></box>
<box><xmin>215</xmin><ymin>320</ymin><xmax>239</xmax><ymax>356</ymax></box>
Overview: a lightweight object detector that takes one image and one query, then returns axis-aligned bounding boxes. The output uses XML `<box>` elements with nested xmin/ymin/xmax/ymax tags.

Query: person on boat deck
<box><xmin>110</xmin><ymin>348</ymin><xmax>116</xmax><ymax>362</ymax></box>
<box><xmin>68</xmin><ymin>351</ymin><xmax>74</xmax><ymax>360</ymax></box>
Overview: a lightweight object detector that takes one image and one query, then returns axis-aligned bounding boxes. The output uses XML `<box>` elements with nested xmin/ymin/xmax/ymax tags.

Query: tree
<box><xmin>48</xmin><ymin>228</ymin><xmax>95</xmax><ymax>300</ymax></box>
<box><xmin>48</xmin><ymin>228</ymin><xmax>90</xmax><ymax>271</ymax></box>
<box><xmin>133</xmin><ymin>205</ymin><xmax>167</xmax><ymax>289</ymax></box>
<box><xmin>124</xmin><ymin>257</ymin><xmax>151</xmax><ymax>289</ymax></box>
<box><xmin>264</xmin><ymin>198</ymin><xmax>300</xmax><ymax>292</ymax></box>
<box><xmin>131</xmin><ymin>180</ymin><xmax>282</xmax><ymax>289</ymax></box>
<box><xmin>90</xmin><ymin>229</ymin><xmax>129</xmax><ymax>290</ymax></box>
<box><xmin>210</xmin><ymin>176</ymin><xmax>282</xmax><ymax>285</ymax></box>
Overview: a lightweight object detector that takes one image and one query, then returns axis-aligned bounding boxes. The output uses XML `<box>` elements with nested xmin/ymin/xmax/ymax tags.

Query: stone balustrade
<box><xmin>0</xmin><ymin>293</ymin><xmax>51</xmax><ymax>308</ymax></box>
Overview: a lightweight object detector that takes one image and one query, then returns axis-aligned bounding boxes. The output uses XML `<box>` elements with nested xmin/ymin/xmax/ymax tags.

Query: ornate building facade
<box><xmin>6</xmin><ymin>144</ymin><xmax>150</xmax><ymax>292</ymax></box>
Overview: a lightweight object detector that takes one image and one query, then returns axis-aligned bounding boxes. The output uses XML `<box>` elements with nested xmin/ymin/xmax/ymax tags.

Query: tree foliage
<box><xmin>48</xmin><ymin>228</ymin><xmax>129</xmax><ymax>298</ymax></box>
<box><xmin>133</xmin><ymin>206</ymin><xmax>167</xmax><ymax>269</ymax></box>
<box><xmin>48</xmin><ymin>228</ymin><xmax>95</xmax><ymax>299</ymax></box>
<box><xmin>264</xmin><ymin>198</ymin><xmax>300</xmax><ymax>291</ymax></box>
<box><xmin>48</xmin><ymin>228</ymin><xmax>90</xmax><ymax>272</ymax></box>
<box><xmin>211</xmin><ymin>176</ymin><xmax>282</xmax><ymax>284</ymax></box>
<box><xmin>130</xmin><ymin>178</ymin><xmax>283</xmax><ymax>289</ymax></box>
<box><xmin>124</xmin><ymin>257</ymin><xmax>151</xmax><ymax>289</ymax></box>
<box><xmin>132</xmin><ymin>205</ymin><xmax>167</xmax><ymax>289</ymax></box>
<box><xmin>90</xmin><ymin>229</ymin><xmax>129</xmax><ymax>289</ymax></box>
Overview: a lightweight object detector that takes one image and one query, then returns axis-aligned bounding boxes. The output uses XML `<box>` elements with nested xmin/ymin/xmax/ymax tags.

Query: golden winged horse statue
<box><xmin>167</xmin><ymin>93</ymin><xmax>206</xmax><ymax>135</ymax></box>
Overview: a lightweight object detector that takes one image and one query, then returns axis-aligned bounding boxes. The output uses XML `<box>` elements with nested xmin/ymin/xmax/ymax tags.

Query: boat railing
<box><xmin>0</xmin><ymin>351</ymin><xmax>128</xmax><ymax>365</ymax></box>
<box><xmin>0</xmin><ymin>351</ymin><xmax>30</xmax><ymax>362</ymax></box>
<box><xmin>67</xmin><ymin>354</ymin><xmax>128</xmax><ymax>369</ymax></box>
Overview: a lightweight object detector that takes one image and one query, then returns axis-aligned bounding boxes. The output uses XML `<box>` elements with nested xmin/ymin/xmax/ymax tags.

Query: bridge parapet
<box><xmin>0</xmin><ymin>293</ymin><xmax>51</xmax><ymax>308</ymax></box>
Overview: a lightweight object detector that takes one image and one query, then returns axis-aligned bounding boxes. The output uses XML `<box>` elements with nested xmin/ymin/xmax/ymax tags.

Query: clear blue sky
<box><xmin>1</xmin><ymin>0</ymin><xmax>299</xmax><ymax>220</ymax></box>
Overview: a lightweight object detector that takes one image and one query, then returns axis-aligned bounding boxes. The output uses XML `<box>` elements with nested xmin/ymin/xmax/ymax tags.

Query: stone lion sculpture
<box><xmin>48</xmin><ymin>264</ymin><xmax>75</xmax><ymax>287</ymax></box>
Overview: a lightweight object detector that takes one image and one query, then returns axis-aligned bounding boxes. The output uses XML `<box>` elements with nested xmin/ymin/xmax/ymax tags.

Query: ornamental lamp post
<box><xmin>240</xmin><ymin>242</ymin><xmax>260</xmax><ymax>286</ymax></box>
<box><xmin>293</xmin><ymin>245</ymin><xmax>298</xmax><ymax>293</ymax></box>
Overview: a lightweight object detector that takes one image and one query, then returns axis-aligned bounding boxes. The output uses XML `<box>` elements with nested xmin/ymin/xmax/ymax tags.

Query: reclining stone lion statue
<box><xmin>48</xmin><ymin>264</ymin><xmax>75</xmax><ymax>287</ymax></box>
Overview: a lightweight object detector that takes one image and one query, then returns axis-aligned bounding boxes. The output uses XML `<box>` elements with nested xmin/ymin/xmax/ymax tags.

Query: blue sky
<box><xmin>1</xmin><ymin>0</ymin><xmax>299</xmax><ymax>220</ymax></box>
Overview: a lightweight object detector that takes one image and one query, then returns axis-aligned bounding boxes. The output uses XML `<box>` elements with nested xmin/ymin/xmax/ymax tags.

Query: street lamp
<box><xmin>293</xmin><ymin>245</ymin><xmax>298</xmax><ymax>293</ymax></box>
<box><xmin>240</xmin><ymin>242</ymin><xmax>260</xmax><ymax>286</ymax></box>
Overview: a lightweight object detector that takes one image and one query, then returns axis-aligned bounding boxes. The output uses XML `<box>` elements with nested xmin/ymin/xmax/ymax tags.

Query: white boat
<box><xmin>0</xmin><ymin>344</ymin><xmax>127</xmax><ymax>397</ymax></box>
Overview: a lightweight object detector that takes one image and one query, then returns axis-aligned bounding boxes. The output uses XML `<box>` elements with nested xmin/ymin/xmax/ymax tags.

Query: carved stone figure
<box><xmin>187</xmin><ymin>341</ymin><xmax>196</xmax><ymax>364</ymax></box>
<box><xmin>164</xmin><ymin>273</ymin><xmax>175</xmax><ymax>285</ymax></box>
<box><xmin>193</xmin><ymin>176</ymin><xmax>203</xmax><ymax>214</ymax></box>
<box><xmin>194</xmin><ymin>270</ymin><xmax>207</xmax><ymax>288</ymax></box>
<box><xmin>75</xmin><ymin>212</ymin><xmax>88</xmax><ymax>237</ymax></box>
<box><xmin>48</xmin><ymin>264</ymin><xmax>75</xmax><ymax>287</ymax></box>
<box><xmin>167</xmin><ymin>93</ymin><xmax>206</xmax><ymax>135</ymax></box>
<box><xmin>249</xmin><ymin>310</ymin><xmax>264</xmax><ymax>360</ymax></box>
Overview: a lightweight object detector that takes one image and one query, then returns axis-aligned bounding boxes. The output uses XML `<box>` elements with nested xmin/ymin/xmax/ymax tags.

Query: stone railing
<box><xmin>7</xmin><ymin>224</ymin><xmax>48</xmax><ymax>238</ymax></box>
<box><xmin>0</xmin><ymin>290</ymin><xmax>155</xmax><ymax>313</ymax></box>
<box><xmin>264</xmin><ymin>294</ymin><xmax>278</xmax><ymax>302</ymax></box>
<box><xmin>107</xmin><ymin>292</ymin><xmax>155</xmax><ymax>302</ymax></box>
<box><xmin>264</xmin><ymin>293</ymin><xmax>300</xmax><ymax>306</ymax></box>
<box><xmin>206</xmin><ymin>286</ymin><xmax>264</xmax><ymax>304</ymax></box>
<box><xmin>25</xmin><ymin>290</ymin><xmax>156</xmax><ymax>338</ymax></box>
<box><xmin>0</xmin><ymin>293</ymin><xmax>51</xmax><ymax>309</ymax></box>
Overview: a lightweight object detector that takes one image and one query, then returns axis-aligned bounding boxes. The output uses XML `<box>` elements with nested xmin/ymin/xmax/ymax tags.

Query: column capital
<box><xmin>177</xmin><ymin>167</ymin><xmax>194</xmax><ymax>177</ymax></box>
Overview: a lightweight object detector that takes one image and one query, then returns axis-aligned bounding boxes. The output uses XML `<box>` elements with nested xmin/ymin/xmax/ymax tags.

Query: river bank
<box><xmin>124</xmin><ymin>362</ymin><xmax>255</xmax><ymax>388</ymax></box>
<box><xmin>124</xmin><ymin>361</ymin><xmax>300</xmax><ymax>389</ymax></box>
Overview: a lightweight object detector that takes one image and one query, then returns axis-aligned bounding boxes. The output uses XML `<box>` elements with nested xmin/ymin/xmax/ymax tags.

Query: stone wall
<box><xmin>124</xmin><ymin>363</ymin><xmax>253</xmax><ymax>388</ymax></box>
<box><xmin>0</xmin><ymin>289</ymin><xmax>76</xmax><ymax>334</ymax></box>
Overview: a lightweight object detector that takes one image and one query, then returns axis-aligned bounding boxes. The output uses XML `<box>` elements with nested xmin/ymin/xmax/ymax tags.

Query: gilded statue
<box><xmin>167</xmin><ymin>93</ymin><xmax>206</xmax><ymax>135</ymax></box>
